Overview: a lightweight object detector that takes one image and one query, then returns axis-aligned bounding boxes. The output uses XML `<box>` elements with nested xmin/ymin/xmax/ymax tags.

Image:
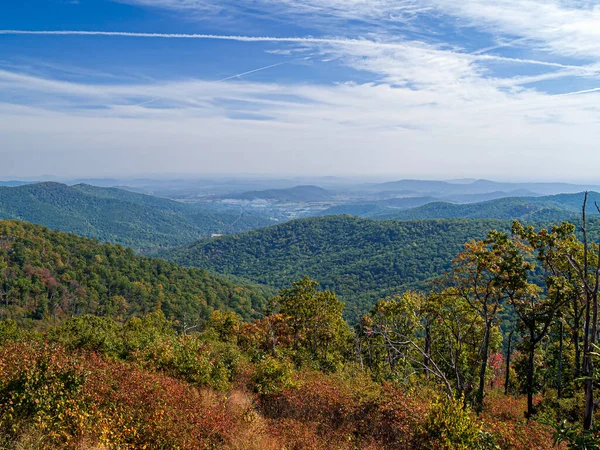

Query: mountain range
<box><xmin>321</xmin><ymin>192</ymin><xmax>600</xmax><ymax>222</ymax></box>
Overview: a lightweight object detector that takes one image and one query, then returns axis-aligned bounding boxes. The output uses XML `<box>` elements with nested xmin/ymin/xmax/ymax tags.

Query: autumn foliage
<box><xmin>0</xmin><ymin>335</ymin><xmax>561</xmax><ymax>449</ymax></box>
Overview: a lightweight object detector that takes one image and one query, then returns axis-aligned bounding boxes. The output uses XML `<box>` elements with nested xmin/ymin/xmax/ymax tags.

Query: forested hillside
<box><xmin>0</xmin><ymin>182</ymin><xmax>276</xmax><ymax>252</ymax></box>
<box><xmin>372</xmin><ymin>192</ymin><xmax>600</xmax><ymax>221</ymax></box>
<box><xmin>163</xmin><ymin>215</ymin><xmax>511</xmax><ymax>318</ymax></box>
<box><xmin>0</xmin><ymin>220</ymin><xmax>269</xmax><ymax>326</ymax></box>
<box><xmin>2</xmin><ymin>216</ymin><xmax>598</xmax><ymax>449</ymax></box>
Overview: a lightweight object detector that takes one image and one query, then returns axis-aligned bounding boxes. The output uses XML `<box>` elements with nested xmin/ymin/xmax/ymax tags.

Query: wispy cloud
<box><xmin>113</xmin><ymin>0</ymin><xmax>600</xmax><ymax>61</ymax></box>
<box><xmin>0</xmin><ymin>30</ymin><xmax>587</xmax><ymax>72</ymax></box>
<box><xmin>4</xmin><ymin>1</ymin><xmax>600</xmax><ymax>178</ymax></box>
<box><xmin>426</xmin><ymin>0</ymin><xmax>600</xmax><ymax>60</ymax></box>
<box><xmin>2</xmin><ymin>71</ymin><xmax>600</xmax><ymax>179</ymax></box>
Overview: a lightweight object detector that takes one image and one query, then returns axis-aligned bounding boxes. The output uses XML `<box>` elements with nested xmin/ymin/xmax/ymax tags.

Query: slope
<box><xmin>372</xmin><ymin>192</ymin><xmax>600</xmax><ymax>221</ymax></box>
<box><xmin>162</xmin><ymin>215</ymin><xmax>511</xmax><ymax>319</ymax></box>
<box><xmin>0</xmin><ymin>182</ymin><xmax>276</xmax><ymax>252</ymax></box>
<box><xmin>0</xmin><ymin>220</ymin><xmax>270</xmax><ymax>325</ymax></box>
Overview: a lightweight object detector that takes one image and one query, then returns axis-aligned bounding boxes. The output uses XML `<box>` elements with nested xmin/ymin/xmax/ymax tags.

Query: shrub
<box><xmin>0</xmin><ymin>340</ymin><xmax>245</xmax><ymax>449</ymax></box>
<box><xmin>49</xmin><ymin>314</ymin><xmax>123</xmax><ymax>356</ymax></box>
<box><xmin>252</xmin><ymin>356</ymin><xmax>294</xmax><ymax>395</ymax></box>
<box><xmin>0</xmin><ymin>342</ymin><xmax>88</xmax><ymax>447</ymax></box>
<box><xmin>207</xmin><ymin>310</ymin><xmax>242</xmax><ymax>343</ymax></box>
<box><xmin>421</xmin><ymin>396</ymin><xmax>498</xmax><ymax>450</ymax></box>
<box><xmin>0</xmin><ymin>319</ymin><xmax>28</xmax><ymax>344</ymax></box>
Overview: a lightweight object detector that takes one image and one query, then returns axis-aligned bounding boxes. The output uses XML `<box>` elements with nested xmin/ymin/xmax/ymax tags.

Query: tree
<box><xmin>443</xmin><ymin>237</ymin><xmax>510</xmax><ymax>411</ymax></box>
<box><xmin>269</xmin><ymin>277</ymin><xmax>350</xmax><ymax>366</ymax></box>
<box><xmin>553</xmin><ymin>193</ymin><xmax>600</xmax><ymax>430</ymax></box>
<box><xmin>507</xmin><ymin>223</ymin><xmax>571</xmax><ymax>416</ymax></box>
<box><xmin>363</xmin><ymin>291</ymin><xmax>495</xmax><ymax>400</ymax></box>
<box><xmin>207</xmin><ymin>310</ymin><xmax>242</xmax><ymax>343</ymax></box>
<box><xmin>368</xmin><ymin>292</ymin><xmax>426</xmax><ymax>380</ymax></box>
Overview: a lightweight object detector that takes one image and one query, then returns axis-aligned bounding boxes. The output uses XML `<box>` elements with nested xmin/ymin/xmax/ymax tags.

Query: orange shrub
<box><xmin>482</xmin><ymin>391</ymin><xmax>563</xmax><ymax>450</ymax></box>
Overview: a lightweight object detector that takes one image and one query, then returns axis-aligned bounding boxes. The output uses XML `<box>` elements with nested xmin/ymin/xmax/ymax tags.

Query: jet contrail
<box><xmin>554</xmin><ymin>87</ymin><xmax>600</xmax><ymax>97</ymax></box>
<box><xmin>132</xmin><ymin>61</ymin><xmax>290</xmax><ymax>107</ymax></box>
<box><xmin>0</xmin><ymin>29</ymin><xmax>354</xmax><ymax>45</ymax></box>
<box><xmin>215</xmin><ymin>61</ymin><xmax>287</xmax><ymax>82</ymax></box>
<box><xmin>0</xmin><ymin>29</ymin><xmax>585</xmax><ymax>70</ymax></box>
<box><xmin>472</xmin><ymin>38</ymin><xmax>528</xmax><ymax>55</ymax></box>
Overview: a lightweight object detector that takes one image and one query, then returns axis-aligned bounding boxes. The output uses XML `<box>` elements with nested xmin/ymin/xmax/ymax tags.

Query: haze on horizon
<box><xmin>2</xmin><ymin>1</ymin><xmax>600</xmax><ymax>180</ymax></box>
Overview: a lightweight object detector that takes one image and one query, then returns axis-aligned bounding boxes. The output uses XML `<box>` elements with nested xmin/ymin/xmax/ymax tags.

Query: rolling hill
<box><xmin>162</xmin><ymin>215</ymin><xmax>513</xmax><ymax>319</ymax></box>
<box><xmin>0</xmin><ymin>220</ymin><xmax>270</xmax><ymax>325</ymax></box>
<box><xmin>372</xmin><ymin>192</ymin><xmax>600</xmax><ymax>221</ymax></box>
<box><xmin>0</xmin><ymin>182</ymin><xmax>276</xmax><ymax>252</ymax></box>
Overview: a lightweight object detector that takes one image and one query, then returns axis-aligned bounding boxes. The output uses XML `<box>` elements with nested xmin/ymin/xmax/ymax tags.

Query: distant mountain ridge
<box><xmin>223</xmin><ymin>185</ymin><xmax>332</xmax><ymax>202</ymax></box>
<box><xmin>315</xmin><ymin>191</ymin><xmax>599</xmax><ymax>222</ymax></box>
<box><xmin>372</xmin><ymin>192</ymin><xmax>600</xmax><ymax>221</ymax></box>
<box><xmin>0</xmin><ymin>181</ymin><xmax>31</xmax><ymax>187</ymax></box>
<box><xmin>0</xmin><ymin>182</ymin><xmax>276</xmax><ymax>252</ymax></box>
<box><xmin>369</xmin><ymin>179</ymin><xmax>600</xmax><ymax>196</ymax></box>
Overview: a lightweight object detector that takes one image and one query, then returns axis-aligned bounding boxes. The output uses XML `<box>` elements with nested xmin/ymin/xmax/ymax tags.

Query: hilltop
<box><xmin>0</xmin><ymin>182</ymin><xmax>276</xmax><ymax>252</ymax></box>
<box><xmin>162</xmin><ymin>215</ymin><xmax>510</xmax><ymax>318</ymax></box>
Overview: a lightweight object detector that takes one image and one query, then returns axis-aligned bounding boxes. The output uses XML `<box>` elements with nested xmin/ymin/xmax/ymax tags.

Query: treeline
<box><xmin>350</xmin><ymin>210</ymin><xmax>600</xmax><ymax>445</ymax></box>
<box><xmin>0</xmin><ymin>220</ymin><xmax>270</xmax><ymax>326</ymax></box>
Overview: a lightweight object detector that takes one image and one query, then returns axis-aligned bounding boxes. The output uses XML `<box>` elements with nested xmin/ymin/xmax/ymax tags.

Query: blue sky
<box><xmin>2</xmin><ymin>0</ymin><xmax>600</xmax><ymax>180</ymax></box>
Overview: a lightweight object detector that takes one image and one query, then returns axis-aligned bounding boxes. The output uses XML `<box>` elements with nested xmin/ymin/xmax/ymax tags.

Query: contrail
<box><xmin>0</xmin><ymin>29</ymin><xmax>355</xmax><ymax>45</ymax></box>
<box><xmin>472</xmin><ymin>38</ymin><xmax>528</xmax><ymax>55</ymax></box>
<box><xmin>132</xmin><ymin>61</ymin><xmax>290</xmax><ymax>107</ymax></box>
<box><xmin>215</xmin><ymin>61</ymin><xmax>287</xmax><ymax>82</ymax></box>
<box><xmin>0</xmin><ymin>29</ymin><xmax>585</xmax><ymax>70</ymax></box>
<box><xmin>554</xmin><ymin>87</ymin><xmax>600</xmax><ymax>97</ymax></box>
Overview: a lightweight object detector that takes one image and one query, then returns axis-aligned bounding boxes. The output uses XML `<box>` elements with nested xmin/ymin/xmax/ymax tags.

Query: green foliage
<box><xmin>550</xmin><ymin>420</ymin><xmax>600</xmax><ymax>449</ymax></box>
<box><xmin>207</xmin><ymin>309</ymin><xmax>242</xmax><ymax>343</ymax></box>
<box><xmin>270</xmin><ymin>277</ymin><xmax>352</xmax><ymax>369</ymax></box>
<box><xmin>48</xmin><ymin>311</ymin><xmax>242</xmax><ymax>391</ymax></box>
<box><xmin>0</xmin><ymin>182</ymin><xmax>275</xmax><ymax>253</ymax></box>
<box><xmin>0</xmin><ymin>319</ymin><xmax>28</xmax><ymax>344</ymax></box>
<box><xmin>164</xmin><ymin>215</ymin><xmax>511</xmax><ymax>320</ymax></box>
<box><xmin>251</xmin><ymin>356</ymin><xmax>294</xmax><ymax>395</ymax></box>
<box><xmin>50</xmin><ymin>314</ymin><xmax>123</xmax><ymax>356</ymax></box>
<box><xmin>422</xmin><ymin>396</ymin><xmax>499</xmax><ymax>450</ymax></box>
<box><xmin>0</xmin><ymin>220</ymin><xmax>269</xmax><ymax>325</ymax></box>
<box><xmin>0</xmin><ymin>343</ymin><xmax>88</xmax><ymax>445</ymax></box>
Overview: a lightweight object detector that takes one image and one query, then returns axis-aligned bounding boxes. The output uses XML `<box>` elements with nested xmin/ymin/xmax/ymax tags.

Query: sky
<box><xmin>2</xmin><ymin>1</ymin><xmax>600</xmax><ymax>180</ymax></box>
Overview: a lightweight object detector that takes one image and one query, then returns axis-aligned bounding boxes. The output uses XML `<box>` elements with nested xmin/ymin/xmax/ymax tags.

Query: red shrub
<box><xmin>0</xmin><ymin>341</ymin><xmax>243</xmax><ymax>449</ymax></box>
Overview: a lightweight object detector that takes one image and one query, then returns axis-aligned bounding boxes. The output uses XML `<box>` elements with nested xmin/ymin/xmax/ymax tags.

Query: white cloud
<box><xmin>5</xmin><ymin>0</ymin><xmax>600</xmax><ymax>178</ymax></box>
<box><xmin>113</xmin><ymin>0</ymin><xmax>600</xmax><ymax>61</ymax></box>
<box><xmin>427</xmin><ymin>0</ymin><xmax>600</xmax><ymax>60</ymax></box>
<box><xmin>2</xmin><ymin>54</ymin><xmax>600</xmax><ymax>179</ymax></box>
